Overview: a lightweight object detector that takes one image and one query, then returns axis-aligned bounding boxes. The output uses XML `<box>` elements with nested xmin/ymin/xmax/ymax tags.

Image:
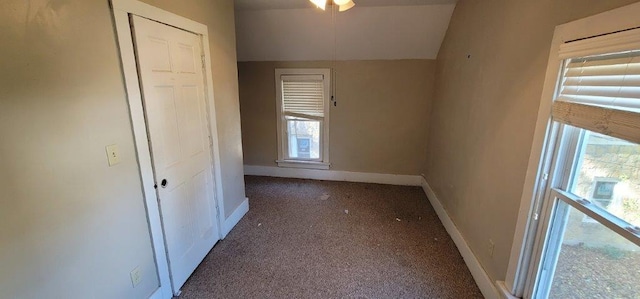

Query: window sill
<box><xmin>276</xmin><ymin>160</ymin><xmax>330</xmax><ymax>170</ymax></box>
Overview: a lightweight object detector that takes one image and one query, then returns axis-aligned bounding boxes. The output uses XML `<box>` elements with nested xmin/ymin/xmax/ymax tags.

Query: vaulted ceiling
<box><xmin>235</xmin><ymin>0</ymin><xmax>457</xmax><ymax>10</ymax></box>
<box><xmin>234</xmin><ymin>0</ymin><xmax>458</xmax><ymax>61</ymax></box>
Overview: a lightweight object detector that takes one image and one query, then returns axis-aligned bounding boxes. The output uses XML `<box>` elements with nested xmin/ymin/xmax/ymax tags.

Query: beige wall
<box><xmin>239</xmin><ymin>60</ymin><xmax>435</xmax><ymax>175</ymax></box>
<box><xmin>424</xmin><ymin>0</ymin><xmax>640</xmax><ymax>283</ymax></box>
<box><xmin>0</xmin><ymin>0</ymin><xmax>243</xmax><ymax>297</ymax></box>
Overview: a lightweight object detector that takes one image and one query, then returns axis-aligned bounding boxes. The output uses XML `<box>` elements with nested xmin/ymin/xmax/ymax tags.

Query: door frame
<box><xmin>110</xmin><ymin>1</ymin><xmax>226</xmax><ymax>298</ymax></box>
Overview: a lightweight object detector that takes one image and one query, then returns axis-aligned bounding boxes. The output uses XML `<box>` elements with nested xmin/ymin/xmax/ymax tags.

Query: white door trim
<box><xmin>110</xmin><ymin>1</ymin><xmax>226</xmax><ymax>298</ymax></box>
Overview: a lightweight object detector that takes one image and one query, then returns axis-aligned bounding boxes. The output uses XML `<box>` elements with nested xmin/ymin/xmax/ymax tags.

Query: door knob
<box><xmin>161</xmin><ymin>179</ymin><xmax>168</xmax><ymax>188</ymax></box>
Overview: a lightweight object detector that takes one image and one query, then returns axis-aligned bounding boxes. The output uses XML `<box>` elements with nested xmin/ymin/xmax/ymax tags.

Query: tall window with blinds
<box><xmin>530</xmin><ymin>34</ymin><xmax>640</xmax><ymax>298</ymax></box>
<box><xmin>275</xmin><ymin>69</ymin><xmax>331</xmax><ymax>169</ymax></box>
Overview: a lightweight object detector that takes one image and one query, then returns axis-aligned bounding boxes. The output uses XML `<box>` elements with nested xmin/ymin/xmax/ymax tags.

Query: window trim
<box><xmin>503</xmin><ymin>2</ymin><xmax>640</xmax><ymax>298</ymax></box>
<box><xmin>275</xmin><ymin>68</ymin><xmax>331</xmax><ymax>169</ymax></box>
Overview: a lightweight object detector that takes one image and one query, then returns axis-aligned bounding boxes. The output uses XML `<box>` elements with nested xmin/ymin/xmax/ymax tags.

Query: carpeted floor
<box><xmin>178</xmin><ymin>176</ymin><xmax>484</xmax><ymax>298</ymax></box>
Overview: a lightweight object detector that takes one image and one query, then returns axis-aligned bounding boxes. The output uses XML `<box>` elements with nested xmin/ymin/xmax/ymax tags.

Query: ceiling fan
<box><xmin>309</xmin><ymin>0</ymin><xmax>356</xmax><ymax>12</ymax></box>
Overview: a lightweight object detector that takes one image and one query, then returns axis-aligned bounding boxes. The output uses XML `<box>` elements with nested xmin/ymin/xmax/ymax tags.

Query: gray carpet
<box><xmin>178</xmin><ymin>176</ymin><xmax>484</xmax><ymax>298</ymax></box>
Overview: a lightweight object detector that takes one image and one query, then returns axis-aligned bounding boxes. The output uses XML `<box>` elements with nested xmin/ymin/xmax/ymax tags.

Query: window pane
<box><xmin>286</xmin><ymin>119</ymin><xmax>320</xmax><ymax>159</ymax></box>
<box><xmin>571</xmin><ymin>130</ymin><xmax>640</xmax><ymax>226</ymax></box>
<box><xmin>547</xmin><ymin>203</ymin><xmax>640</xmax><ymax>299</ymax></box>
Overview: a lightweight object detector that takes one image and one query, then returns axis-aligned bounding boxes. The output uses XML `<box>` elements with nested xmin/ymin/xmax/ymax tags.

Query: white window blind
<box><xmin>553</xmin><ymin>50</ymin><xmax>640</xmax><ymax>144</ymax></box>
<box><xmin>281</xmin><ymin>74</ymin><xmax>325</xmax><ymax>120</ymax></box>
<box><xmin>558</xmin><ymin>51</ymin><xmax>640</xmax><ymax>110</ymax></box>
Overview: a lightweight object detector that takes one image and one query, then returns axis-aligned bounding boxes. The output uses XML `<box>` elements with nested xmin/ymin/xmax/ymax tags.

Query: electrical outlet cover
<box><xmin>130</xmin><ymin>266</ymin><xmax>142</xmax><ymax>287</ymax></box>
<box><xmin>488</xmin><ymin>239</ymin><xmax>495</xmax><ymax>257</ymax></box>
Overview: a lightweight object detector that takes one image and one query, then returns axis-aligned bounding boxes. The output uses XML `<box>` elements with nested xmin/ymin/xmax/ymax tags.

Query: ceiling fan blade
<box><xmin>309</xmin><ymin>0</ymin><xmax>327</xmax><ymax>10</ymax></box>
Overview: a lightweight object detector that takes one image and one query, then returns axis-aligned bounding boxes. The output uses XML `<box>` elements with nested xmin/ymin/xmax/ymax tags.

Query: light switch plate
<box><xmin>106</xmin><ymin>144</ymin><xmax>120</xmax><ymax>166</ymax></box>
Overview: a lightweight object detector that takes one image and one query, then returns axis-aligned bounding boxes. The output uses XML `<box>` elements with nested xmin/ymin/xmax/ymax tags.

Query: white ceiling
<box><xmin>235</xmin><ymin>4</ymin><xmax>456</xmax><ymax>61</ymax></box>
<box><xmin>235</xmin><ymin>0</ymin><xmax>457</xmax><ymax>11</ymax></box>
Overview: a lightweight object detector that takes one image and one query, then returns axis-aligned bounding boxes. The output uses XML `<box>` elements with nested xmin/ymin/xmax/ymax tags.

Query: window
<box><xmin>275</xmin><ymin>69</ymin><xmax>331</xmax><ymax>169</ymax></box>
<box><xmin>582</xmin><ymin>177</ymin><xmax>619</xmax><ymax>224</ymax></box>
<box><xmin>526</xmin><ymin>35</ymin><xmax>640</xmax><ymax>298</ymax></box>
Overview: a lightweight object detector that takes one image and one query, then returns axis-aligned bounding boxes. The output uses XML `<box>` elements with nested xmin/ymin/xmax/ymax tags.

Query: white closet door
<box><xmin>131</xmin><ymin>15</ymin><xmax>219</xmax><ymax>293</ymax></box>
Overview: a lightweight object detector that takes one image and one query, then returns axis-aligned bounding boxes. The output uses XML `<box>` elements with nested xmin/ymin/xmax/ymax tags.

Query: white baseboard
<box><xmin>496</xmin><ymin>281</ymin><xmax>520</xmax><ymax>299</ymax></box>
<box><xmin>244</xmin><ymin>165</ymin><xmax>422</xmax><ymax>186</ymax></box>
<box><xmin>148</xmin><ymin>287</ymin><xmax>169</xmax><ymax>299</ymax></box>
<box><xmin>222</xmin><ymin>197</ymin><xmax>249</xmax><ymax>238</ymax></box>
<box><xmin>420</xmin><ymin>176</ymin><xmax>500</xmax><ymax>299</ymax></box>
